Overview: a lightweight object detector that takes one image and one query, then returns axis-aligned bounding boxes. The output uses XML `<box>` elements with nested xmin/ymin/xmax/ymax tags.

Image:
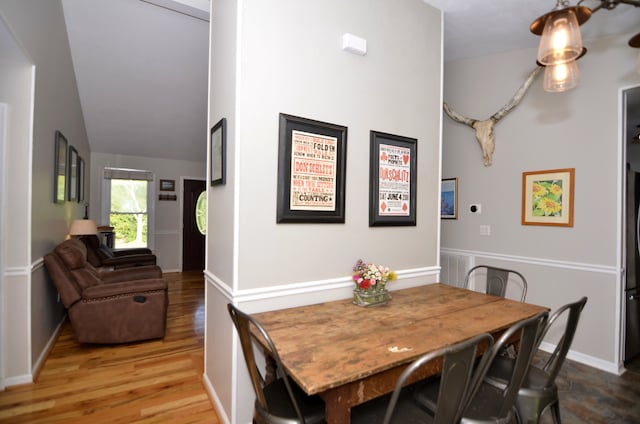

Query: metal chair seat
<box><xmin>257</xmin><ymin>377</ymin><xmax>326</xmax><ymax>424</ymax></box>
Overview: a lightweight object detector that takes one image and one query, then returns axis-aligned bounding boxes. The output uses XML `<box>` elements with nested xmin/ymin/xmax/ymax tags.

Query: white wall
<box><xmin>0</xmin><ymin>0</ymin><xmax>88</xmax><ymax>385</ymax></box>
<box><xmin>441</xmin><ymin>32</ymin><xmax>640</xmax><ymax>373</ymax></box>
<box><xmin>0</xmin><ymin>19</ymin><xmax>34</xmax><ymax>386</ymax></box>
<box><xmin>90</xmin><ymin>152</ymin><xmax>205</xmax><ymax>271</ymax></box>
<box><xmin>206</xmin><ymin>0</ymin><xmax>443</xmax><ymax>422</ymax></box>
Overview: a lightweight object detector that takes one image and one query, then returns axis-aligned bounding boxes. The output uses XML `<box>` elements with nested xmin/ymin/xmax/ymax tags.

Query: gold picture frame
<box><xmin>522</xmin><ymin>168</ymin><xmax>574</xmax><ymax>227</ymax></box>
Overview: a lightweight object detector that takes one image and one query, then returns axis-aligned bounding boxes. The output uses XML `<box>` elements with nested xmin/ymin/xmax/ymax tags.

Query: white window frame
<box><xmin>101</xmin><ymin>168</ymin><xmax>155</xmax><ymax>250</ymax></box>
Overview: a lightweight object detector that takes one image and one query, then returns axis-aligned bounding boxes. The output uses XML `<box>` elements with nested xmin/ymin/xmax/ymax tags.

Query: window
<box><xmin>102</xmin><ymin>168</ymin><xmax>154</xmax><ymax>249</ymax></box>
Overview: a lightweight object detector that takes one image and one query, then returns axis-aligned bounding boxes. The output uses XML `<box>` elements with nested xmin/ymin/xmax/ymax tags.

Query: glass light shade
<box><xmin>537</xmin><ymin>9</ymin><xmax>583</xmax><ymax>65</ymax></box>
<box><xmin>543</xmin><ymin>60</ymin><xmax>580</xmax><ymax>93</ymax></box>
<box><xmin>69</xmin><ymin>219</ymin><xmax>98</xmax><ymax>236</ymax></box>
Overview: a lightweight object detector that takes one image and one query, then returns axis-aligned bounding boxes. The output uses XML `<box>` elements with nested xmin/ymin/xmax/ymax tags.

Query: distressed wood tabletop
<box><xmin>251</xmin><ymin>283</ymin><xmax>548</xmax><ymax>424</ymax></box>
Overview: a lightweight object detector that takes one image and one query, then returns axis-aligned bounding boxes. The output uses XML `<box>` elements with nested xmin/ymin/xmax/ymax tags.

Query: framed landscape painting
<box><xmin>441</xmin><ymin>178</ymin><xmax>458</xmax><ymax>219</ymax></box>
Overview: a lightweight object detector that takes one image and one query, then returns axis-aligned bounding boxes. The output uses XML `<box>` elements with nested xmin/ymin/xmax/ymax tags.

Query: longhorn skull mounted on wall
<box><xmin>443</xmin><ymin>66</ymin><xmax>542</xmax><ymax>166</ymax></box>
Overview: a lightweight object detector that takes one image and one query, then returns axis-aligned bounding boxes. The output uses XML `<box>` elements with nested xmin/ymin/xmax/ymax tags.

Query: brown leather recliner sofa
<box><xmin>44</xmin><ymin>238</ymin><xmax>168</xmax><ymax>344</ymax></box>
<box><xmin>78</xmin><ymin>235</ymin><xmax>157</xmax><ymax>269</ymax></box>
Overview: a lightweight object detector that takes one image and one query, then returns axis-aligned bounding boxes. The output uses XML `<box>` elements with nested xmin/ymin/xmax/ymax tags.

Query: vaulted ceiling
<box><xmin>62</xmin><ymin>0</ymin><xmax>209</xmax><ymax>163</ymax></box>
<box><xmin>61</xmin><ymin>0</ymin><xmax>639</xmax><ymax>163</ymax></box>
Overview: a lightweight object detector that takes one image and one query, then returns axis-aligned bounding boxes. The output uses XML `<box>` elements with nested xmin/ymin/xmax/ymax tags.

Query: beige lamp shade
<box><xmin>69</xmin><ymin>219</ymin><xmax>98</xmax><ymax>236</ymax></box>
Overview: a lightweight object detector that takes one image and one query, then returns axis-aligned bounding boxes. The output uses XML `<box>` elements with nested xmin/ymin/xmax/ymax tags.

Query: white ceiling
<box><xmin>61</xmin><ymin>0</ymin><xmax>640</xmax><ymax>162</ymax></box>
<box><xmin>424</xmin><ymin>0</ymin><xmax>640</xmax><ymax>62</ymax></box>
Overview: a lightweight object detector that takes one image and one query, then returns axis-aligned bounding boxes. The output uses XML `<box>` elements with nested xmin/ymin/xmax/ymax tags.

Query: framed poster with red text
<box><xmin>276</xmin><ymin>114</ymin><xmax>347</xmax><ymax>223</ymax></box>
<box><xmin>369</xmin><ymin>131</ymin><xmax>417</xmax><ymax>226</ymax></box>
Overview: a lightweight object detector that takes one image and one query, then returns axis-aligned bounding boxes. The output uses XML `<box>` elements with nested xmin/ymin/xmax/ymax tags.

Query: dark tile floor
<box><xmin>536</xmin><ymin>353</ymin><xmax>640</xmax><ymax>423</ymax></box>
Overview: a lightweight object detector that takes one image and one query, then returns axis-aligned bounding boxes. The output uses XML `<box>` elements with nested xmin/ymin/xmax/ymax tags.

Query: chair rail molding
<box><xmin>440</xmin><ymin>248</ymin><xmax>617</xmax><ymax>275</ymax></box>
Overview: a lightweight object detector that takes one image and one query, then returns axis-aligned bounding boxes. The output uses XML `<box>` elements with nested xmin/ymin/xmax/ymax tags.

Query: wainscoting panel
<box><xmin>440</xmin><ymin>252</ymin><xmax>473</xmax><ymax>287</ymax></box>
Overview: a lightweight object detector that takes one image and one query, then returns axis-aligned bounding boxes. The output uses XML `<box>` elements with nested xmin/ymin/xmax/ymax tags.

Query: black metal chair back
<box><xmin>465</xmin><ymin>265</ymin><xmax>528</xmax><ymax>302</ymax></box>
<box><xmin>351</xmin><ymin>333</ymin><xmax>495</xmax><ymax>424</ymax></box>
<box><xmin>227</xmin><ymin>303</ymin><xmax>325</xmax><ymax>424</ymax></box>
<box><xmin>537</xmin><ymin>296</ymin><xmax>588</xmax><ymax>385</ymax></box>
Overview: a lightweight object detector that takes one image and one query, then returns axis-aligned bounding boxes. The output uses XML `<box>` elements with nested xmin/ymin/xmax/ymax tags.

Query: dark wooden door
<box><xmin>182</xmin><ymin>179</ymin><xmax>205</xmax><ymax>271</ymax></box>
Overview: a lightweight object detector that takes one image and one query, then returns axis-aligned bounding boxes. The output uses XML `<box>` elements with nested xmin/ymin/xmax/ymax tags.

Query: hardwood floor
<box><xmin>0</xmin><ymin>271</ymin><xmax>220</xmax><ymax>423</ymax></box>
<box><xmin>3</xmin><ymin>271</ymin><xmax>640</xmax><ymax>423</ymax></box>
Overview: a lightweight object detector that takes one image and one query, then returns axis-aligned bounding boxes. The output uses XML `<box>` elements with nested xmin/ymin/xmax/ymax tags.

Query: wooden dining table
<box><xmin>251</xmin><ymin>283</ymin><xmax>548</xmax><ymax>424</ymax></box>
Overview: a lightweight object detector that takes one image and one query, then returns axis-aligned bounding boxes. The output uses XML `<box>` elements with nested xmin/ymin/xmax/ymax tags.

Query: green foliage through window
<box><xmin>110</xmin><ymin>179</ymin><xmax>148</xmax><ymax>248</ymax></box>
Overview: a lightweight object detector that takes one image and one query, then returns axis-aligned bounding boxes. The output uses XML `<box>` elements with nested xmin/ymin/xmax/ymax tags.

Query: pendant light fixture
<box><xmin>530</xmin><ymin>0</ymin><xmax>591</xmax><ymax>66</ymax></box>
<box><xmin>531</xmin><ymin>0</ymin><xmax>640</xmax><ymax>92</ymax></box>
<box><xmin>543</xmin><ymin>59</ymin><xmax>580</xmax><ymax>92</ymax></box>
<box><xmin>539</xmin><ymin>48</ymin><xmax>586</xmax><ymax>93</ymax></box>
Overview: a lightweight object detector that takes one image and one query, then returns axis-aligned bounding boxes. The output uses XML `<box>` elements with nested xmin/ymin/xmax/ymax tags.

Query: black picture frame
<box><xmin>369</xmin><ymin>131</ymin><xmax>417</xmax><ymax>226</ymax></box>
<box><xmin>159</xmin><ymin>179</ymin><xmax>176</xmax><ymax>191</ymax></box>
<box><xmin>78</xmin><ymin>156</ymin><xmax>85</xmax><ymax>203</ymax></box>
<box><xmin>276</xmin><ymin>113</ymin><xmax>347</xmax><ymax>223</ymax></box>
<box><xmin>68</xmin><ymin>146</ymin><xmax>78</xmax><ymax>201</ymax></box>
<box><xmin>53</xmin><ymin>131</ymin><xmax>67</xmax><ymax>204</ymax></box>
<box><xmin>210</xmin><ymin>118</ymin><xmax>226</xmax><ymax>186</ymax></box>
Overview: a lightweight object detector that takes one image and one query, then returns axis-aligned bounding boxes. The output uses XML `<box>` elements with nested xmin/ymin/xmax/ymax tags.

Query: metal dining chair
<box><xmin>351</xmin><ymin>333</ymin><xmax>495</xmax><ymax>424</ymax></box>
<box><xmin>484</xmin><ymin>297</ymin><xmax>588</xmax><ymax>424</ymax></box>
<box><xmin>227</xmin><ymin>304</ymin><xmax>325</xmax><ymax>424</ymax></box>
<box><xmin>465</xmin><ymin>265</ymin><xmax>528</xmax><ymax>302</ymax></box>
<box><xmin>413</xmin><ymin>311</ymin><xmax>549</xmax><ymax>424</ymax></box>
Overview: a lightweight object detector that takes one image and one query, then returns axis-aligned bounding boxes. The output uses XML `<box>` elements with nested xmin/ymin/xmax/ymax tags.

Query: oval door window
<box><xmin>195</xmin><ymin>190</ymin><xmax>206</xmax><ymax>235</ymax></box>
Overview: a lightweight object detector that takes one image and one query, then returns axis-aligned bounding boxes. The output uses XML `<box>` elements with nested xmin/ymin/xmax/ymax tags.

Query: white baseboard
<box><xmin>202</xmin><ymin>373</ymin><xmax>230</xmax><ymax>424</ymax></box>
<box><xmin>538</xmin><ymin>341</ymin><xmax>621</xmax><ymax>375</ymax></box>
<box><xmin>32</xmin><ymin>315</ymin><xmax>66</xmax><ymax>380</ymax></box>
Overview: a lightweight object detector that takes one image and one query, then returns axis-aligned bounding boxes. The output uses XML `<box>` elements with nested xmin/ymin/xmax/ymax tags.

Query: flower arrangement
<box><xmin>352</xmin><ymin>259</ymin><xmax>397</xmax><ymax>293</ymax></box>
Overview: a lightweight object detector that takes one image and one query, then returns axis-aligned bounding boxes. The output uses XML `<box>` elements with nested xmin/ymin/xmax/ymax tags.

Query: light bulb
<box><xmin>538</xmin><ymin>9</ymin><xmax>583</xmax><ymax>65</ymax></box>
<box><xmin>543</xmin><ymin>60</ymin><xmax>580</xmax><ymax>93</ymax></box>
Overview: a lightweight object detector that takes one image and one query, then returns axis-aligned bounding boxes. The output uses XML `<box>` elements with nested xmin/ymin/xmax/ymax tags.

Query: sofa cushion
<box><xmin>55</xmin><ymin>239</ymin><xmax>87</xmax><ymax>270</ymax></box>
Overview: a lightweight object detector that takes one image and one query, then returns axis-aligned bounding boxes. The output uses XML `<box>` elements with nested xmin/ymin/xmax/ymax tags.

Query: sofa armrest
<box><xmin>98</xmin><ymin>265</ymin><xmax>163</xmax><ymax>283</ymax></box>
<box><xmin>82</xmin><ymin>278</ymin><xmax>167</xmax><ymax>300</ymax></box>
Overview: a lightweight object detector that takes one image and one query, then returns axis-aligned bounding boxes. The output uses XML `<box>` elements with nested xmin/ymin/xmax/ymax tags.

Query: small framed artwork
<box><xmin>441</xmin><ymin>178</ymin><xmax>458</xmax><ymax>219</ymax></box>
<box><xmin>53</xmin><ymin>131</ymin><xmax>67</xmax><ymax>204</ymax></box>
<box><xmin>210</xmin><ymin>118</ymin><xmax>226</xmax><ymax>186</ymax></box>
<box><xmin>522</xmin><ymin>168</ymin><xmax>574</xmax><ymax>227</ymax></box>
<box><xmin>67</xmin><ymin>145</ymin><xmax>78</xmax><ymax>201</ymax></box>
<box><xmin>78</xmin><ymin>157</ymin><xmax>85</xmax><ymax>203</ymax></box>
<box><xmin>159</xmin><ymin>179</ymin><xmax>176</xmax><ymax>191</ymax></box>
<box><xmin>276</xmin><ymin>113</ymin><xmax>347</xmax><ymax>223</ymax></box>
<box><xmin>369</xmin><ymin>131</ymin><xmax>417</xmax><ymax>226</ymax></box>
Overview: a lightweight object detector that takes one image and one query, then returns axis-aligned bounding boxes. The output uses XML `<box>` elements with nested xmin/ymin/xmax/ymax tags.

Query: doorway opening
<box><xmin>622</xmin><ymin>85</ymin><xmax>640</xmax><ymax>367</ymax></box>
<box><xmin>182</xmin><ymin>179</ymin><xmax>206</xmax><ymax>271</ymax></box>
